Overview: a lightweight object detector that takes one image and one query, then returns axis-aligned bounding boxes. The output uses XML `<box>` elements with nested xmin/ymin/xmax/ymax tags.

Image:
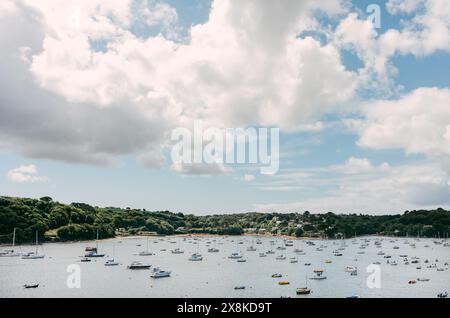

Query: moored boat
<box><xmin>127</xmin><ymin>261</ymin><xmax>151</xmax><ymax>270</ymax></box>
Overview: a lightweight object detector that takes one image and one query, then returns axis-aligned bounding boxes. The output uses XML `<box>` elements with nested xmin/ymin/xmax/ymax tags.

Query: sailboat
<box><xmin>0</xmin><ymin>228</ymin><xmax>21</xmax><ymax>257</ymax></box>
<box><xmin>189</xmin><ymin>241</ymin><xmax>203</xmax><ymax>261</ymax></box>
<box><xmin>138</xmin><ymin>237</ymin><xmax>154</xmax><ymax>256</ymax></box>
<box><xmin>310</xmin><ymin>269</ymin><xmax>327</xmax><ymax>280</ymax></box>
<box><xmin>22</xmin><ymin>231</ymin><xmax>45</xmax><ymax>259</ymax></box>
<box><xmin>84</xmin><ymin>230</ymin><xmax>105</xmax><ymax>258</ymax></box>
<box><xmin>296</xmin><ymin>275</ymin><xmax>312</xmax><ymax>295</ymax></box>
<box><xmin>229</xmin><ymin>241</ymin><xmax>243</xmax><ymax>259</ymax></box>
<box><xmin>246</xmin><ymin>240</ymin><xmax>257</xmax><ymax>251</ymax></box>
<box><xmin>104</xmin><ymin>243</ymin><xmax>119</xmax><ymax>266</ymax></box>
<box><xmin>207</xmin><ymin>241</ymin><xmax>220</xmax><ymax>253</ymax></box>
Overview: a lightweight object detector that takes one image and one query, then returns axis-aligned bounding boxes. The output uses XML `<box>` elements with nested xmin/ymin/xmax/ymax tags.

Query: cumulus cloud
<box><xmin>334</xmin><ymin>0</ymin><xmax>450</xmax><ymax>92</ymax></box>
<box><xmin>7</xmin><ymin>164</ymin><xmax>48</xmax><ymax>183</ymax></box>
<box><xmin>0</xmin><ymin>0</ymin><xmax>359</xmax><ymax>172</ymax></box>
<box><xmin>254</xmin><ymin>161</ymin><xmax>450</xmax><ymax>214</ymax></box>
<box><xmin>357</xmin><ymin>87</ymin><xmax>450</xmax><ymax>161</ymax></box>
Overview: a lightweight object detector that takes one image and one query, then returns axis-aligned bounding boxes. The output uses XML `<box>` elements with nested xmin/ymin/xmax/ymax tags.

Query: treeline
<box><xmin>0</xmin><ymin>196</ymin><xmax>449</xmax><ymax>243</ymax></box>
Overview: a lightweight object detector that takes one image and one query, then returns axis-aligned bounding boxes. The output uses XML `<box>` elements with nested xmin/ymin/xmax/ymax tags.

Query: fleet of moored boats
<box><xmin>1</xmin><ymin>229</ymin><xmax>449</xmax><ymax>298</ymax></box>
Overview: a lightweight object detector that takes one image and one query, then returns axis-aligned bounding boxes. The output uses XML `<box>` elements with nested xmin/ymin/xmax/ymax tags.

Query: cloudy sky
<box><xmin>1</xmin><ymin>0</ymin><xmax>450</xmax><ymax>214</ymax></box>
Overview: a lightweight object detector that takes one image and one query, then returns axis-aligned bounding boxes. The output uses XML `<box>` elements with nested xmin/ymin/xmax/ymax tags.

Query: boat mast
<box><xmin>35</xmin><ymin>231</ymin><xmax>38</xmax><ymax>255</ymax></box>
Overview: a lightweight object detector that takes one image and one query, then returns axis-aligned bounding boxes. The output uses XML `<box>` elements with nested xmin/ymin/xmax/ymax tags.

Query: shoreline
<box><xmin>0</xmin><ymin>233</ymin><xmax>439</xmax><ymax>247</ymax></box>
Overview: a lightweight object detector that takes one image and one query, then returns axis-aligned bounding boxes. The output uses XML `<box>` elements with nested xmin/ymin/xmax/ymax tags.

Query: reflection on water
<box><xmin>0</xmin><ymin>236</ymin><xmax>449</xmax><ymax>298</ymax></box>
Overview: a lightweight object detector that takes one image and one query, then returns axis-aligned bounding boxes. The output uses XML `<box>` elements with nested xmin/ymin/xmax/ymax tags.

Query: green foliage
<box><xmin>0</xmin><ymin>196</ymin><xmax>449</xmax><ymax>243</ymax></box>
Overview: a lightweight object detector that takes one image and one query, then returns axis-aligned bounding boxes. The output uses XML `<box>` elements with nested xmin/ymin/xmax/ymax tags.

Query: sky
<box><xmin>1</xmin><ymin>0</ymin><xmax>450</xmax><ymax>215</ymax></box>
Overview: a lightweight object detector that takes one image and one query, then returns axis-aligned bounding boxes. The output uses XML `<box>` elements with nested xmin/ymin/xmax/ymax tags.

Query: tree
<box><xmin>295</xmin><ymin>227</ymin><xmax>304</xmax><ymax>237</ymax></box>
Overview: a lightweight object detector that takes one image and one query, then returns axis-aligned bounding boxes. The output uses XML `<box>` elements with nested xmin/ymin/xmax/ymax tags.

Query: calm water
<box><xmin>0</xmin><ymin>236</ymin><xmax>449</xmax><ymax>298</ymax></box>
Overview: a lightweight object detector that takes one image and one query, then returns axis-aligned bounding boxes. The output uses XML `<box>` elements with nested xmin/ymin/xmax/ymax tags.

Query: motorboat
<box><xmin>127</xmin><ymin>261</ymin><xmax>151</xmax><ymax>270</ymax></box>
<box><xmin>189</xmin><ymin>253</ymin><xmax>203</xmax><ymax>261</ymax></box>
<box><xmin>150</xmin><ymin>268</ymin><xmax>171</xmax><ymax>278</ymax></box>
<box><xmin>276</xmin><ymin>254</ymin><xmax>286</xmax><ymax>260</ymax></box>
<box><xmin>345</xmin><ymin>266</ymin><xmax>357</xmax><ymax>272</ymax></box>
<box><xmin>310</xmin><ymin>270</ymin><xmax>327</xmax><ymax>280</ymax></box>
<box><xmin>171</xmin><ymin>248</ymin><xmax>184</xmax><ymax>254</ymax></box>
<box><xmin>272</xmin><ymin>273</ymin><xmax>283</xmax><ymax>278</ymax></box>
<box><xmin>23</xmin><ymin>284</ymin><xmax>39</xmax><ymax>289</ymax></box>
<box><xmin>228</xmin><ymin>252</ymin><xmax>243</xmax><ymax>259</ymax></box>
<box><xmin>104</xmin><ymin>259</ymin><xmax>119</xmax><ymax>266</ymax></box>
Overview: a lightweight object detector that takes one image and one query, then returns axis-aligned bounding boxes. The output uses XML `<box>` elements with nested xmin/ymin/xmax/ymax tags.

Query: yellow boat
<box><xmin>278</xmin><ymin>281</ymin><xmax>290</xmax><ymax>285</ymax></box>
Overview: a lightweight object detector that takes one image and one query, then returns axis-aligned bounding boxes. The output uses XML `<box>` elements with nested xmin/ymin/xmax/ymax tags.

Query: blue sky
<box><xmin>1</xmin><ymin>0</ymin><xmax>449</xmax><ymax>214</ymax></box>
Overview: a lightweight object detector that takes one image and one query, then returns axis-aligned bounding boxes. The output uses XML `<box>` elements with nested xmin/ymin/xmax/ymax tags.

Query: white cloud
<box><xmin>0</xmin><ymin>0</ymin><xmax>358</xmax><ymax>173</ymax></box>
<box><xmin>7</xmin><ymin>164</ymin><xmax>48</xmax><ymax>183</ymax></box>
<box><xmin>358</xmin><ymin>87</ymin><xmax>450</xmax><ymax>161</ymax></box>
<box><xmin>0</xmin><ymin>0</ymin><xmax>19</xmax><ymax>16</ymax></box>
<box><xmin>24</xmin><ymin>0</ymin><xmax>355</xmax><ymax>129</ymax></box>
<box><xmin>334</xmin><ymin>0</ymin><xmax>450</xmax><ymax>92</ymax></box>
<box><xmin>254</xmin><ymin>161</ymin><xmax>450</xmax><ymax>214</ymax></box>
<box><xmin>171</xmin><ymin>162</ymin><xmax>231</xmax><ymax>176</ymax></box>
<box><xmin>386</xmin><ymin>0</ymin><xmax>424</xmax><ymax>14</ymax></box>
<box><xmin>332</xmin><ymin>157</ymin><xmax>390</xmax><ymax>174</ymax></box>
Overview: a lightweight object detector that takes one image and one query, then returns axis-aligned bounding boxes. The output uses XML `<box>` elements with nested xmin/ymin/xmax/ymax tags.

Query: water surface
<box><xmin>1</xmin><ymin>236</ymin><xmax>449</xmax><ymax>298</ymax></box>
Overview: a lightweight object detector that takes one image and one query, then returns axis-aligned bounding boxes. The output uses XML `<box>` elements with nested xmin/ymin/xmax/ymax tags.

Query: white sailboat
<box><xmin>104</xmin><ymin>243</ymin><xmax>119</xmax><ymax>266</ymax></box>
<box><xmin>0</xmin><ymin>228</ymin><xmax>21</xmax><ymax>257</ymax></box>
<box><xmin>22</xmin><ymin>231</ymin><xmax>45</xmax><ymax>259</ymax></box>
<box><xmin>138</xmin><ymin>237</ymin><xmax>154</xmax><ymax>256</ymax></box>
<box><xmin>84</xmin><ymin>230</ymin><xmax>105</xmax><ymax>257</ymax></box>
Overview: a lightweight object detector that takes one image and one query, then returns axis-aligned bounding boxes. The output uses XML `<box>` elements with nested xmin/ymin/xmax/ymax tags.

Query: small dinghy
<box><xmin>24</xmin><ymin>284</ymin><xmax>39</xmax><ymax>289</ymax></box>
<box><xmin>278</xmin><ymin>281</ymin><xmax>290</xmax><ymax>285</ymax></box>
<box><xmin>272</xmin><ymin>273</ymin><xmax>282</xmax><ymax>278</ymax></box>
